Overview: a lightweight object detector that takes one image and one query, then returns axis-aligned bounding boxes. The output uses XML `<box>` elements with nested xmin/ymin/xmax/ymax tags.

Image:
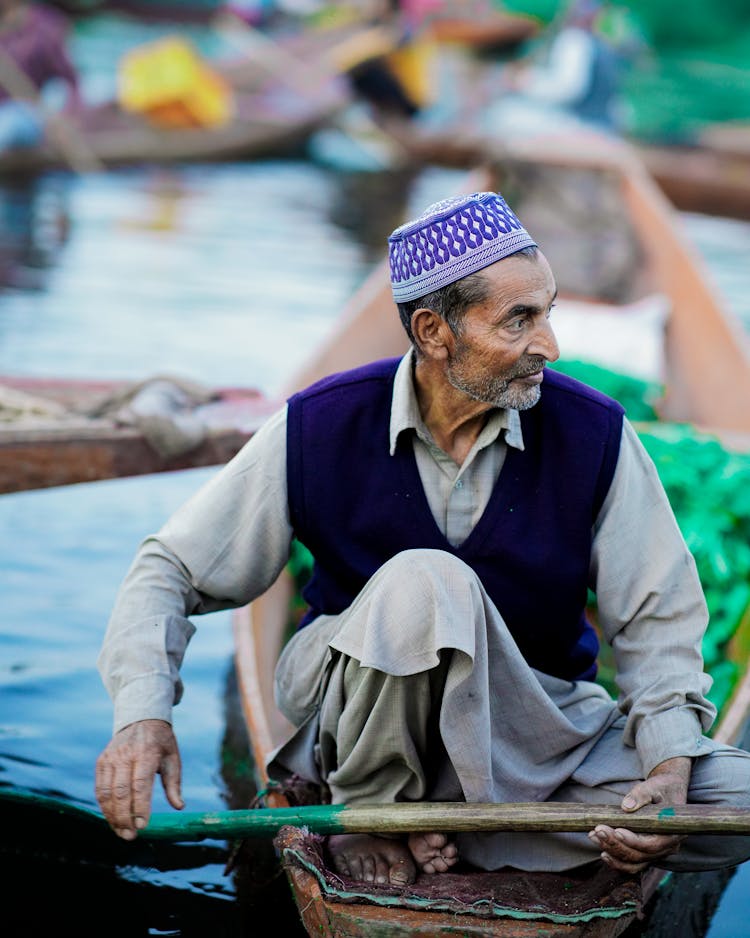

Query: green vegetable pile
<box><xmin>555</xmin><ymin>358</ymin><xmax>750</xmax><ymax>717</ymax></box>
<box><xmin>637</xmin><ymin>423</ymin><xmax>750</xmax><ymax>715</ymax></box>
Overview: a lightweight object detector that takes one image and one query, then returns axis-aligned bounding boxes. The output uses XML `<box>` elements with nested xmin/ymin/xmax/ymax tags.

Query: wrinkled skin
<box><xmin>95</xmin><ymin>718</ymin><xmax>183</xmax><ymax>839</ymax></box>
<box><xmin>588</xmin><ymin>757</ymin><xmax>691</xmax><ymax>873</ymax></box>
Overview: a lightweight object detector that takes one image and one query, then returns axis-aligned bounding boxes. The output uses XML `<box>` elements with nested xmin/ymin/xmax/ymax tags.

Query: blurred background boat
<box><xmin>0</xmin><ymin>374</ymin><xmax>276</xmax><ymax>493</ymax></box>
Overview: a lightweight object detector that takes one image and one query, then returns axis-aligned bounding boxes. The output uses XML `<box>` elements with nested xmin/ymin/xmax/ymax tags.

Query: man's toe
<box><xmin>390</xmin><ymin>857</ymin><xmax>415</xmax><ymax>885</ymax></box>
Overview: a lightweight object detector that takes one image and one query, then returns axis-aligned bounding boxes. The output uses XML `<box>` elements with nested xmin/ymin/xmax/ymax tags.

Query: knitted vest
<box><xmin>287</xmin><ymin>358</ymin><xmax>623</xmax><ymax>681</ymax></box>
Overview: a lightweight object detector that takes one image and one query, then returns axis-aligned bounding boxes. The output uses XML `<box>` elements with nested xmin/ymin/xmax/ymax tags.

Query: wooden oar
<box><xmin>4</xmin><ymin>788</ymin><xmax>750</xmax><ymax>842</ymax></box>
<box><xmin>0</xmin><ymin>45</ymin><xmax>104</xmax><ymax>174</ymax></box>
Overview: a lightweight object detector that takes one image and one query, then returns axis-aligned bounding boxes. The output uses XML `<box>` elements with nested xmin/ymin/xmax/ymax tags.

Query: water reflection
<box><xmin>326</xmin><ymin>165</ymin><xmax>420</xmax><ymax>260</ymax></box>
<box><xmin>0</xmin><ymin>173</ymin><xmax>71</xmax><ymax>289</ymax></box>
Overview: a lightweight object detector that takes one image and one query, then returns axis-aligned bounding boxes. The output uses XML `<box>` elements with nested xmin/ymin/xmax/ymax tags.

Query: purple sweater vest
<box><xmin>286</xmin><ymin>358</ymin><xmax>624</xmax><ymax>682</ymax></box>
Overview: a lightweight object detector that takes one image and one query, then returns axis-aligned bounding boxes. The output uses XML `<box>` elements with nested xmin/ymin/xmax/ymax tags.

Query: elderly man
<box><xmin>96</xmin><ymin>191</ymin><xmax>750</xmax><ymax>888</ymax></box>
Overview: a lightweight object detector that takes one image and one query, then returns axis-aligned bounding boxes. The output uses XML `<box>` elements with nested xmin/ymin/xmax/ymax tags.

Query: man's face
<box><xmin>445</xmin><ymin>252</ymin><xmax>559</xmax><ymax>411</ymax></box>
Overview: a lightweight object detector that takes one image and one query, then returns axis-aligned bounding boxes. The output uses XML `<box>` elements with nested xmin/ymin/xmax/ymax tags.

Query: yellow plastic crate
<box><xmin>118</xmin><ymin>36</ymin><xmax>234</xmax><ymax>129</ymax></box>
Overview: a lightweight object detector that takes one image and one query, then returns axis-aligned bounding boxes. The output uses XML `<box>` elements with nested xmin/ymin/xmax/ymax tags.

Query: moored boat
<box><xmin>424</xmin><ymin>5</ymin><xmax>539</xmax><ymax>52</ymax></box>
<box><xmin>358</xmin><ymin>49</ymin><xmax>750</xmax><ymax>224</ymax></box>
<box><xmin>634</xmin><ymin>138</ymin><xmax>750</xmax><ymax>223</ymax></box>
<box><xmin>4</xmin><ymin>134</ymin><xmax>747</xmax><ymax>491</ymax></box>
<box><xmin>0</xmin><ymin>19</ymin><xmax>400</xmax><ymax>175</ymax></box>
<box><xmin>0</xmin><ymin>374</ymin><xmax>277</xmax><ymax>493</ymax></box>
<box><xmin>0</xmin><ymin>69</ymin><xmax>347</xmax><ymax>175</ymax></box>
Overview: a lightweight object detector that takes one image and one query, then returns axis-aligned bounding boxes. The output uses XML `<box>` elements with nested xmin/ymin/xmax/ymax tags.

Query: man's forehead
<box><xmin>480</xmin><ymin>252</ymin><xmax>556</xmax><ymax>298</ymax></box>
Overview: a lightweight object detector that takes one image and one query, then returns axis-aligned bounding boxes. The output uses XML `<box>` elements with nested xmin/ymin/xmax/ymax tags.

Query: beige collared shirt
<box><xmin>390</xmin><ymin>351</ymin><xmax>525</xmax><ymax>545</ymax></box>
<box><xmin>99</xmin><ymin>351</ymin><xmax>714</xmax><ymax>774</ymax></box>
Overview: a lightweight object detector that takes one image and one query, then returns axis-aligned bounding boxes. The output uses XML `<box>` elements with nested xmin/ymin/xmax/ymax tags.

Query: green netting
<box><xmin>552</xmin><ymin>358</ymin><xmax>662</xmax><ymax>421</ymax></box>
<box><xmin>620</xmin><ymin>0</ymin><xmax>749</xmax><ymax>48</ymax></box>
<box><xmin>556</xmin><ymin>360</ymin><xmax>750</xmax><ymax>714</ymax></box>
<box><xmin>622</xmin><ymin>51</ymin><xmax>750</xmax><ymax>141</ymax></box>
<box><xmin>499</xmin><ymin>0</ymin><xmax>563</xmax><ymax>25</ymax></box>
<box><xmin>635</xmin><ymin>422</ymin><xmax>750</xmax><ymax>714</ymax></box>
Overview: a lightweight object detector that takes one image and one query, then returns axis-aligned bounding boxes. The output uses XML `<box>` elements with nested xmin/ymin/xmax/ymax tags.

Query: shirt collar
<box><xmin>389</xmin><ymin>349</ymin><xmax>525</xmax><ymax>455</ymax></box>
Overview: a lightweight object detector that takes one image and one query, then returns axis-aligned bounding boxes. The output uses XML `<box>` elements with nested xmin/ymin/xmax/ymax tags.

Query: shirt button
<box><xmin>454</xmin><ymin>479</ymin><xmax>464</xmax><ymax>489</ymax></box>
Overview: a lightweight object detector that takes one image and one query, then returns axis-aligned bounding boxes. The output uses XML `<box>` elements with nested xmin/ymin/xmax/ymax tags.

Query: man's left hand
<box><xmin>587</xmin><ymin>756</ymin><xmax>692</xmax><ymax>873</ymax></box>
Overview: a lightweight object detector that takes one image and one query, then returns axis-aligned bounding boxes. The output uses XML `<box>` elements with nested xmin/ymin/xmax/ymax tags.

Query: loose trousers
<box><xmin>268</xmin><ymin>550</ymin><xmax>750</xmax><ymax>872</ymax></box>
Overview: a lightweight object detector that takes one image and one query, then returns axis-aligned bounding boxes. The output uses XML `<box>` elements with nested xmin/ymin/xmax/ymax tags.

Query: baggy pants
<box><xmin>268</xmin><ymin>550</ymin><xmax>750</xmax><ymax>872</ymax></box>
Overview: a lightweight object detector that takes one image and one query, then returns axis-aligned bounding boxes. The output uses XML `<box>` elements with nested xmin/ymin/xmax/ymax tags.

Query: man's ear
<box><xmin>411</xmin><ymin>308</ymin><xmax>453</xmax><ymax>360</ymax></box>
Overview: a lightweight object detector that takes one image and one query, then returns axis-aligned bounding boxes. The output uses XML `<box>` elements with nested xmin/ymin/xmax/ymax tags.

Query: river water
<box><xmin>1</xmin><ymin>13</ymin><xmax>750</xmax><ymax>938</ymax></box>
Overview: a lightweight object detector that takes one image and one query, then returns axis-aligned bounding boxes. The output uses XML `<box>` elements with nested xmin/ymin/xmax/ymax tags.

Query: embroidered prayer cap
<box><xmin>388</xmin><ymin>191</ymin><xmax>537</xmax><ymax>303</ymax></box>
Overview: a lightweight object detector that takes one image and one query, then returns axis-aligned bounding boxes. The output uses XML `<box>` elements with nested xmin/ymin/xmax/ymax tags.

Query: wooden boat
<box><xmin>361</xmin><ymin>49</ymin><xmax>750</xmax><ymax>223</ymax></box>
<box><xmin>699</xmin><ymin>121</ymin><xmax>750</xmax><ymax>161</ymax></box>
<box><xmin>634</xmin><ymin>137</ymin><xmax>750</xmax><ymax>223</ymax></box>
<box><xmin>296</xmin><ymin>128</ymin><xmax>750</xmax><ymax>443</ymax></box>
<box><xmin>0</xmin><ymin>70</ymin><xmax>347</xmax><ymax>176</ymax></box>
<box><xmin>0</xmin><ymin>20</ymin><xmax>402</xmax><ymax>175</ymax></box>
<box><xmin>0</xmin><ymin>374</ymin><xmax>277</xmax><ymax>494</ymax></box>
<box><xmin>230</xmin><ymin>150</ymin><xmax>750</xmax><ymax>936</ymax></box>
<box><xmin>4</xmin><ymin>130</ymin><xmax>747</xmax><ymax>491</ymax></box>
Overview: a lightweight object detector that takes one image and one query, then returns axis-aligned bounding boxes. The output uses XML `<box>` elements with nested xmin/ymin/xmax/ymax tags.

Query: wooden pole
<box><xmin>0</xmin><ymin>45</ymin><xmax>104</xmax><ymax>174</ymax></box>
<box><xmin>141</xmin><ymin>801</ymin><xmax>750</xmax><ymax>841</ymax></box>
<box><xmin>6</xmin><ymin>788</ymin><xmax>750</xmax><ymax>842</ymax></box>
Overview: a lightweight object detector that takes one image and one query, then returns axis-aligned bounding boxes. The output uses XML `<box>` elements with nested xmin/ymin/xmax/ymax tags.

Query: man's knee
<box><xmin>375</xmin><ymin>549</ymin><xmax>480</xmax><ymax>596</ymax></box>
<box><xmin>335</xmin><ymin>549</ymin><xmax>489</xmax><ymax>672</ymax></box>
<box><xmin>652</xmin><ymin>746</ymin><xmax>750</xmax><ymax>872</ymax></box>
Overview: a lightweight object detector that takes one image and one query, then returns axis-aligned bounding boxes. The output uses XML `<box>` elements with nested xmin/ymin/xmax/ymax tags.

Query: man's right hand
<box><xmin>95</xmin><ymin>719</ymin><xmax>183</xmax><ymax>840</ymax></box>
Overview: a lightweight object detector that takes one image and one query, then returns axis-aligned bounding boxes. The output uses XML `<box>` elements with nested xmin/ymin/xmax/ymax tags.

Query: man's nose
<box><xmin>530</xmin><ymin>317</ymin><xmax>560</xmax><ymax>362</ymax></box>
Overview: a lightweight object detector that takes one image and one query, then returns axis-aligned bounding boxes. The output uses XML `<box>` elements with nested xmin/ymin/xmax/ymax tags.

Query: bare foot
<box><xmin>408</xmin><ymin>831</ymin><xmax>459</xmax><ymax>874</ymax></box>
<box><xmin>328</xmin><ymin>833</ymin><xmax>416</xmax><ymax>885</ymax></box>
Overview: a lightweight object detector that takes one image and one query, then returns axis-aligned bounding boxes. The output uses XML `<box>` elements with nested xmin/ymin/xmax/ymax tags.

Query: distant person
<box><xmin>0</xmin><ymin>0</ymin><xmax>83</xmax><ymax>152</ymax></box>
<box><xmin>496</xmin><ymin>0</ymin><xmax>640</xmax><ymax>136</ymax></box>
<box><xmin>344</xmin><ymin>0</ymin><xmax>427</xmax><ymax>121</ymax></box>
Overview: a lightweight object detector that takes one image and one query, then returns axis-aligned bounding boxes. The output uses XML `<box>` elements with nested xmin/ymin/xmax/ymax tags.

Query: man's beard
<box><xmin>447</xmin><ymin>351</ymin><xmax>546</xmax><ymax>411</ymax></box>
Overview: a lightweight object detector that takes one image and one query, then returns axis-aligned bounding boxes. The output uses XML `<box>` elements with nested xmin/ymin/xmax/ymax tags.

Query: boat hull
<box><xmin>0</xmin><ymin>376</ymin><xmax>276</xmax><ymax>493</ymax></box>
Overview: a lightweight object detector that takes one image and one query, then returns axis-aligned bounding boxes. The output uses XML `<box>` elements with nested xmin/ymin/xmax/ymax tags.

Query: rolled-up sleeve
<box><xmin>591</xmin><ymin>419</ymin><xmax>716</xmax><ymax>775</ymax></box>
<box><xmin>98</xmin><ymin>405</ymin><xmax>292</xmax><ymax>733</ymax></box>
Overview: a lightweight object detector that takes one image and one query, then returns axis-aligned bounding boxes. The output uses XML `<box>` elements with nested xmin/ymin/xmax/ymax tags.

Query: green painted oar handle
<box><xmin>142</xmin><ymin>801</ymin><xmax>750</xmax><ymax>841</ymax></box>
<box><xmin>4</xmin><ymin>788</ymin><xmax>750</xmax><ymax>841</ymax></box>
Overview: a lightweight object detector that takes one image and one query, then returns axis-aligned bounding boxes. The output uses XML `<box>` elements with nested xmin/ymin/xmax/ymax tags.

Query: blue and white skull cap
<box><xmin>388</xmin><ymin>191</ymin><xmax>537</xmax><ymax>303</ymax></box>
